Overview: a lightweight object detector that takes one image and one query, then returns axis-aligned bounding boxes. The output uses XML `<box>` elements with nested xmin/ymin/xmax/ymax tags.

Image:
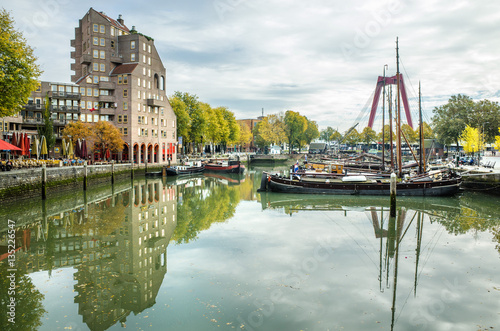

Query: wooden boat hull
<box><xmin>204</xmin><ymin>163</ymin><xmax>245</xmax><ymax>174</ymax></box>
<box><xmin>259</xmin><ymin>173</ymin><xmax>461</xmax><ymax>197</ymax></box>
<box><xmin>165</xmin><ymin>166</ymin><xmax>205</xmax><ymax>176</ymax></box>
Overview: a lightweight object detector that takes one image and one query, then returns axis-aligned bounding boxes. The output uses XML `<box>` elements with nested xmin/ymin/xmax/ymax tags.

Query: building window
<box><xmin>138</xmin><ymin>91</ymin><xmax>141</xmax><ymax>99</ymax></box>
<box><xmin>118</xmin><ymin>115</ymin><xmax>122</xmax><ymax>123</ymax></box>
<box><xmin>143</xmin><ymin>55</ymin><xmax>146</xmax><ymax>63</ymax></box>
<box><xmin>111</xmin><ymin>40</ymin><xmax>115</xmax><ymax>48</ymax></box>
<box><xmin>93</xmin><ymin>62</ymin><xmax>99</xmax><ymax>71</ymax></box>
<box><xmin>93</xmin><ymin>37</ymin><xmax>98</xmax><ymax>45</ymax></box>
<box><xmin>100</xmin><ymin>25</ymin><xmax>105</xmax><ymax>34</ymax></box>
<box><xmin>131</xmin><ymin>41</ymin><xmax>135</xmax><ymax>49</ymax></box>
<box><xmin>123</xmin><ymin>102</ymin><xmax>128</xmax><ymax>110</ymax></box>
<box><xmin>111</xmin><ymin>26</ymin><xmax>115</xmax><ymax>36</ymax></box>
<box><xmin>148</xmin><ymin>57</ymin><xmax>151</xmax><ymax>65</ymax></box>
<box><xmin>93</xmin><ymin>89</ymin><xmax>99</xmax><ymax>97</ymax></box>
<box><xmin>100</xmin><ymin>63</ymin><xmax>105</xmax><ymax>72</ymax></box>
<box><xmin>123</xmin><ymin>75</ymin><xmax>128</xmax><ymax>84</ymax></box>
<box><xmin>100</xmin><ymin>50</ymin><xmax>105</xmax><ymax>59</ymax></box>
<box><xmin>143</xmin><ymin>43</ymin><xmax>146</xmax><ymax>51</ymax></box>
<box><xmin>131</xmin><ymin>53</ymin><xmax>135</xmax><ymax>61</ymax></box>
<box><xmin>93</xmin><ymin>24</ymin><xmax>98</xmax><ymax>32</ymax></box>
<box><xmin>137</xmin><ymin>78</ymin><xmax>141</xmax><ymax>86</ymax></box>
<box><xmin>93</xmin><ymin>50</ymin><xmax>99</xmax><ymax>58</ymax></box>
<box><xmin>80</xmin><ymin>87</ymin><xmax>85</xmax><ymax>96</ymax></box>
<box><xmin>148</xmin><ymin>45</ymin><xmax>151</xmax><ymax>53</ymax></box>
<box><xmin>118</xmin><ymin>75</ymin><xmax>122</xmax><ymax>84</ymax></box>
<box><xmin>123</xmin><ymin>89</ymin><xmax>128</xmax><ymax>97</ymax></box>
<box><xmin>87</xmin><ymin>88</ymin><xmax>92</xmax><ymax>96</ymax></box>
<box><xmin>100</xmin><ymin>38</ymin><xmax>105</xmax><ymax>46</ymax></box>
<box><xmin>93</xmin><ymin>76</ymin><xmax>99</xmax><ymax>84</ymax></box>
<box><xmin>123</xmin><ymin>115</ymin><xmax>128</xmax><ymax>123</ymax></box>
<box><xmin>123</xmin><ymin>127</ymin><xmax>128</xmax><ymax>135</ymax></box>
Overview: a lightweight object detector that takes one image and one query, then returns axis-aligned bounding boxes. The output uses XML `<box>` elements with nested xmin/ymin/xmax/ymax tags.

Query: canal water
<box><xmin>0</xmin><ymin>168</ymin><xmax>499</xmax><ymax>331</ymax></box>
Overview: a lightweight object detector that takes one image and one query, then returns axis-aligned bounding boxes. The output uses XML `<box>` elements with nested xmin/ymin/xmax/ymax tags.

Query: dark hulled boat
<box><xmin>204</xmin><ymin>157</ymin><xmax>245</xmax><ymax>174</ymax></box>
<box><xmin>165</xmin><ymin>161</ymin><xmax>205</xmax><ymax>176</ymax></box>
<box><xmin>259</xmin><ymin>170</ymin><xmax>461</xmax><ymax>197</ymax></box>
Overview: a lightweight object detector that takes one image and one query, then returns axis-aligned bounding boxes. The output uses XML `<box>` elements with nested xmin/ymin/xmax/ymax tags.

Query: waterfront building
<box><xmin>1</xmin><ymin>7</ymin><xmax>177</xmax><ymax>164</ymax></box>
<box><xmin>71</xmin><ymin>8</ymin><xmax>177</xmax><ymax>163</ymax></box>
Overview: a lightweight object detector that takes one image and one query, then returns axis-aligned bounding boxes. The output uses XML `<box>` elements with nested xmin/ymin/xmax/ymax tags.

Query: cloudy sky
<box><xmin>5</xmin><ymin>0</ymin><xmax>500</xmax><ymax>132</ymax></box>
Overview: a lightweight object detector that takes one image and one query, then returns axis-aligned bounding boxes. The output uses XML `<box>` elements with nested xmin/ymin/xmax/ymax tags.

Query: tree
<box><xmin>378</xmin><ymin>124</ymin><xmax>394</xmax><ymax>144</ymax></box>
<box><xmin>320</xmin><ymin>127</ymin><xmax>335</xmax><ymax>144</ymax></box>
<box><xmin>92</xmin><ymin>121</ymin><xmax>124</xmax><ymax>158</ymax></box>
<box><xmin>344</xmin><ymin>128</ymin><xmax>360</xmax><ymax>147</ymax></box>
<box><xmin>495</xmin><ymin>127</ymin><xmax>500</xmax><ymax>152</ymax></box>
<box><xmin>330</xmin><ymin>130</ymin><xmax>342</xmax><ymax>144</ymax></box>
<box><xmin>222</xmin><ymin>107</ymin><xmax>240</xmax><ymax>149</ymax></box>
<box><xmin>284</xmin><ymin>110</ymin><xmax>307</xmax><ymax>153</ymax></box>
<box><xmin>302</xmin><ymin>118</ymin><xmax>320</xmax><ymax>147</ymax></box>
<box><xmin>422</xmin><ymin>122</ymin><xmax>434</xmax><ymax>139</ymax></box>
<box><xmin>459</xmin><ymin>125</ymin><xmax>482</xmax><ymax>154</ymax></box>
<box><xmin>469</xmin><ymin>100</ymin><xmax>500</xmax><ymax>143</ymax></box>
<box><xmin>62</xmin><ymin>121</ymin><xmax>94</xmax><ymax>143</ymax></box>
<box><xmin>252</xmin><ymin>113</ymin><xmax>286</xmax><ymax>150</ymax></box>
<box><xmin>360</xmin><ymin>126</ymin><xmax>377</xmax><ymax>149</ymax></box>
<box><xmin>169</xmin><ymin>95</ymin><xmax>191</xmax><ymax>142</ymax></box>
<box><xmin>238</xmin><ymin>122</ymin><xmax>253</xmax><ymax>151</ymax></box>
<box><xmin>0</xmin><ymin>9</ymin><xmax>42</xmax><ymax>117</ymax></box>
<box><xmin>37</xmin><ymin>94</ymin><xmax>56</xmax><ymax>157</ymax></box>
<box><xmin>401</xmin><ymin>123</ymin><xmax>417</xmax><ymax>145</ymax></box>
<box><xmin>432</xmin><ymin>94</ymin><xmax>473</xmax><ymax>148</ymax></box>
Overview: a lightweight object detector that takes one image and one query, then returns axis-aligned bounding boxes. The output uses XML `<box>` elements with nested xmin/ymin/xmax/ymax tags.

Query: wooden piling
<box><xmin>390</xmin><ymin>172</ymin><xmax>396</xmax><ymax>217</ymax></box>
<box><xmin>111</xmin><ymin>162</ymin><xmax>115</xmax><ymax>184</ymax></box>
<box><xmin>41</xmin><ymin>164</ymin><xmax>47</xmax><ymax>200</ymax></box>
<box><xmin>83</xmin><ymin>162</ymin><xmax>88</xmax><ymax>191</ymax></box>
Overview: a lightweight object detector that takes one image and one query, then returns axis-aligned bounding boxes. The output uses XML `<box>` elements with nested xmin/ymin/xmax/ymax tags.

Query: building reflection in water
<box><xmin>0</xmin><ymin>178</ymin><xmax>177</xmax><ymax>330</ymax></box>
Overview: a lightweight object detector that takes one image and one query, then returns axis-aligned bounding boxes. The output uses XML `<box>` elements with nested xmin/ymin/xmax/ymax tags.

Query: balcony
<box><xmin>110</xmin><ymin>54</ymin><xmax>123</xmax><ymax>64</ymax></box>
<box><xmin>23</xmin><ymin>118</ymin><xmax>44</xmax><ymax>125</ymax></box>
<box><xmin>98</xmin><ymin>95</ymin><xmax>115</xmax><ymax>103</ymax></box>
<box><xmin>80</xmin><ymin>54</ymin><xmax>92</xmax><ymax>64</ymax></box>
<box><xmin>51</xmin><ymin>106</ymin><xmax>81</xmax><ymax>113</ymax></box>
<box><xmin>147</xmin><ymin>98</ymin><xmax>163</xmax><ymax>107</ymax></box>
<box><xmin>70</xmin><ymin>39</ymin><xmax>75</xmax><ymax>47</ymax></box>
<box><xmin>24</xmin><ymin>103</ymin><xmax>45</xmax><ymax>110</ymax></box>
<box><xmin>49</xmin><ymin>91</ymin><xmax>81</xmax><ymax>100</ymax></box>
<box><xmin>70</xmin><ymin>51</ymin><xmax>76</xmax><ymax>59</ymax></box>
<box><xmin>99</xmin><ymin>81</ymin><xmax>115</xmax><ymax>90</ymax></box>
<box><xmin>70</xmin><ymin>63</ymin><xmax>76</xmax><ymax>71</ymax></box>
<box><xmin>99</xmin><ymin>108</ymin><xmax>116</xmax><ymax>115</ymax></box>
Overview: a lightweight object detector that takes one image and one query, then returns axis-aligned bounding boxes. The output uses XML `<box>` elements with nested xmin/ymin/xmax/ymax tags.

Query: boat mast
<box><xmin>382</xmin><ymin>65</ymin><xmax>388</xmax><ymax>171</ymax></box>
<box><xmin>389</xmin><ymin>85</ymin><xmax>394</xmax><ymax>170</ymax></box>
<box><xmin>418</xmin><ymin>82</ymin><xmax>424</xmax><ymax>174</ymax></box>
<box><xmin>396</xmin><ymin>37</ymin><xmax>403</xmax><ymax>178</ymax></box>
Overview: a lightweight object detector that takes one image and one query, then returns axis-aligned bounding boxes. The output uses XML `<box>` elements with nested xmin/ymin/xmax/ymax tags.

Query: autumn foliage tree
<box><xmin>92</xmin><ymin>121</ymin><xmax>125</xmax><ymax>156</ymax></box>
<box><xmin>459</xmin><ymin>125</ymin><xmax>482</xmax><ymax>154</ymax></box>
<box><xmin>0</xmin><ymin>9</ymin><xmax>42</xmax><ymax>116</ymax></box>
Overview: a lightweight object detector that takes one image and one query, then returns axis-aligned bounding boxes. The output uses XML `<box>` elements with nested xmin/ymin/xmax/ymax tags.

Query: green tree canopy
<box><xmin>432</xmin><ymin>94</ymin><xmax>474</xmax><ymax>147</ymax></box>
<box><xmin>360</xmin><ymin>126</ymin><xmax>377</xmax><ymax>146</ymax></box>
<box><xmin>169</xmin><ymin>95</ymin><xmax>191</xmax><ymax>141</ymax></box>
<box><xmin>320</xmin><ymin>127</ymin><xmax>335</xmax><ymax>143</ymax></box>
<box><xmin>253</xmin><ymin>113</ymin><xmax>286</xmax><ymax>149</ymax></box>
<box><xmin>0</xmin><ymin>9</ymin><xmax>42</xmax><ymax>117</ymax></box>
<box><xmin>344</xmin><ymin>128</ymin><xmax>360</xmax><ymax>146</ymax></box>
<box><xmin>302</xmin><ymin>118</ymin><xmax>320</xmax><ymax>147</ymax></box>
<box><xmin>401</xmin><ymin>123</ymin><xmax>417</xmax><ymax>144</ymax></box>
<box><xmin>284</xmin><ymin>110</ymin><xmax>307</xmax><ymax>153</ymax></box>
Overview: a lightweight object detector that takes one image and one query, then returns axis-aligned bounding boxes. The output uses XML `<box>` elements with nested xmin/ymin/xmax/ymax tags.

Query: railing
<box><xmin>49</xmin><ymin>91</ymin><xmax>81</xmax><ymax>99</ymax></box>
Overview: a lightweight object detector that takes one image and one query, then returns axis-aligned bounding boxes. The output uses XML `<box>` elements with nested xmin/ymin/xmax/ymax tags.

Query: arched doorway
<box><xmin>133</xmin><ymin>144</ymin><xmax>139</xmax><ymax>163</ymax></box>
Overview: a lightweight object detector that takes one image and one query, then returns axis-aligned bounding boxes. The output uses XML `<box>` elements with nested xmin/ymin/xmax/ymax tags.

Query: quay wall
<box><xmin>0</xmin><ymin>163</ymin><xmax>164</xmax><ymax>200</ymax></box>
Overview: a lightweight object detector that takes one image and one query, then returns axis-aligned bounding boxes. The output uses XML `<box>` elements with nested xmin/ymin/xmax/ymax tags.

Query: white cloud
<box><xmin>5</xmin><ymin>0</ymin><xmax>500</xmax><ymax>132</ymax></box>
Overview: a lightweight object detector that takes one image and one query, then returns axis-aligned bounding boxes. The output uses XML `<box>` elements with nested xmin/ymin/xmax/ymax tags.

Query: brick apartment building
<box><xmin>1</xmin><ymin>8</ymin><xmax>177</xmax><ymax>164</ymax></box>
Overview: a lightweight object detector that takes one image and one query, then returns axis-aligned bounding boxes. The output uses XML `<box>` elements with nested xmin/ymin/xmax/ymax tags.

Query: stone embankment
<box><xmin>0</xmin><ymin>163</ymin><xmax>162</xmax><ymax>200</ymax></box>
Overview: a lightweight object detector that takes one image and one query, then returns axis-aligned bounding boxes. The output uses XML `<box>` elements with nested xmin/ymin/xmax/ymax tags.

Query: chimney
<box><xmin>117</xmin><ymin>14</ymin><xmax>124</xmax><ymax>25</ymax></box>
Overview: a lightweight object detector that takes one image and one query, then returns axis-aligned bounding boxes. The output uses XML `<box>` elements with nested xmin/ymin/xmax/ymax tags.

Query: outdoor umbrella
<box><xmin>81</xmin><ymin>139</ymin><xmax>87</xmax><ymax>159</ymax></box>
<box><xmin>61</xmin><ymin>138</ymin><xmax>67</xmax><ymax>157</ymax></box>
<box><xmin>105</xmin><ymin>148</ymin><xmax>110</xmax><ymax>160</ymax></box>
<box><xmin>0</xmin><ymin>139</ymin><xmax>22</xmax><ymax>151</ymax></box>
<box><xmin>40</xmin><ymin>136</ymin><xmax>48</xmax><ymax>157</ymax></box>
<box><xmin>75</xmin><ymin>139</ymin><xmax>81</xmax><ymax>158</ymax></box>
<box><xmin>19</xmin><ymin>133</ymin><xmax>25</xmax><ymax>156</ymax></box>
<box><xmin>11</xmin><ymin>133</ymin><xmax>18</xmax><ymax>155</ymax></box>
<box><xmin>68</xmin><ymin>140</ymin><xmax>74</xmax><ymax>158</ymax></box>
<box><xmin>32</xmin><ymin>137</ymin><xmax>39</xmax><ymax>159</ymax></box>
<box><xmin>24</xmin><ymin>134</ymin><xmax>30</xmax><ymax>156</ymax></box>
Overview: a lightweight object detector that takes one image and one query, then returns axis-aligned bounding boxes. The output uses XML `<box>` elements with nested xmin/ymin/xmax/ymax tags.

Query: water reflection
<box><xmin>0</xmin><ymin>170</ymin><xmax>499</xmax><ymax>330</ymax></box>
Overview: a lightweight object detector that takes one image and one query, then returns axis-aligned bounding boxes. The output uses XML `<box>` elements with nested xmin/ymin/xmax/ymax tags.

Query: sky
<box><xmin>4</xmin><ymin>0</ymin><xmax>500</xmax><ymax>132</ymax></box>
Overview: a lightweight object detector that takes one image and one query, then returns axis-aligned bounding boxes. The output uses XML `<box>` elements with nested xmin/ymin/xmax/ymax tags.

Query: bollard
<box><xmin>41</xmin><ymin>164</ymin><xmax>47</xmax><ymax>200</ymax></box>
<box><xmin>390</xmin><ymin>172</ymin><xmax>396</xmax><ymax>217</ymax></box>
<box><xmin>83</xmin><ymin>162</ymin><xmax>88</xmax><ymax>191</ymax></box>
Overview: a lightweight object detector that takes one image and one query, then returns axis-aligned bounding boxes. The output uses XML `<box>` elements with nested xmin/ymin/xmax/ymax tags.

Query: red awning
<box><xmin>0</xmin><ymin>139</ymin><xmax>22</xmax><ymax>151</ymax></box>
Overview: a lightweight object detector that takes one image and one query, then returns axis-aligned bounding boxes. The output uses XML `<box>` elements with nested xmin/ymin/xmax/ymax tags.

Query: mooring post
<box><xmin>41</xmin><ymin>163</ymin><xmax>47</xmax><ymax>200</ymax></box>
<box><xmin>83</xmin><ymin>161</ymin><xmax>88</xmax><ymax>191</ymax></box>
<box><xmin>390</xmin><ymin>172</ymin><xmax>396</xmax><ymax>217</ymax></box>
<box><xmin>145</xmin><ymin>160</ymin><xmax>148</xmax><ymax>174</ymax></box>
<box><xmin>111</xmin><ymin>161</ymin><xmax>115</xmax><ymax>184</ymax></box>
<box><xmin>131</xmin><ymin>163</ymin><xmax>134</xmax><ymax>180</ymax></box>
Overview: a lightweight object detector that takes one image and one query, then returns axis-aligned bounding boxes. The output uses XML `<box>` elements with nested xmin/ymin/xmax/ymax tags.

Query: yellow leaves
<box><xmin>460</xmin><ymin>125</ymin><xmax>483</xmax><ymax>153</ymax></box>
